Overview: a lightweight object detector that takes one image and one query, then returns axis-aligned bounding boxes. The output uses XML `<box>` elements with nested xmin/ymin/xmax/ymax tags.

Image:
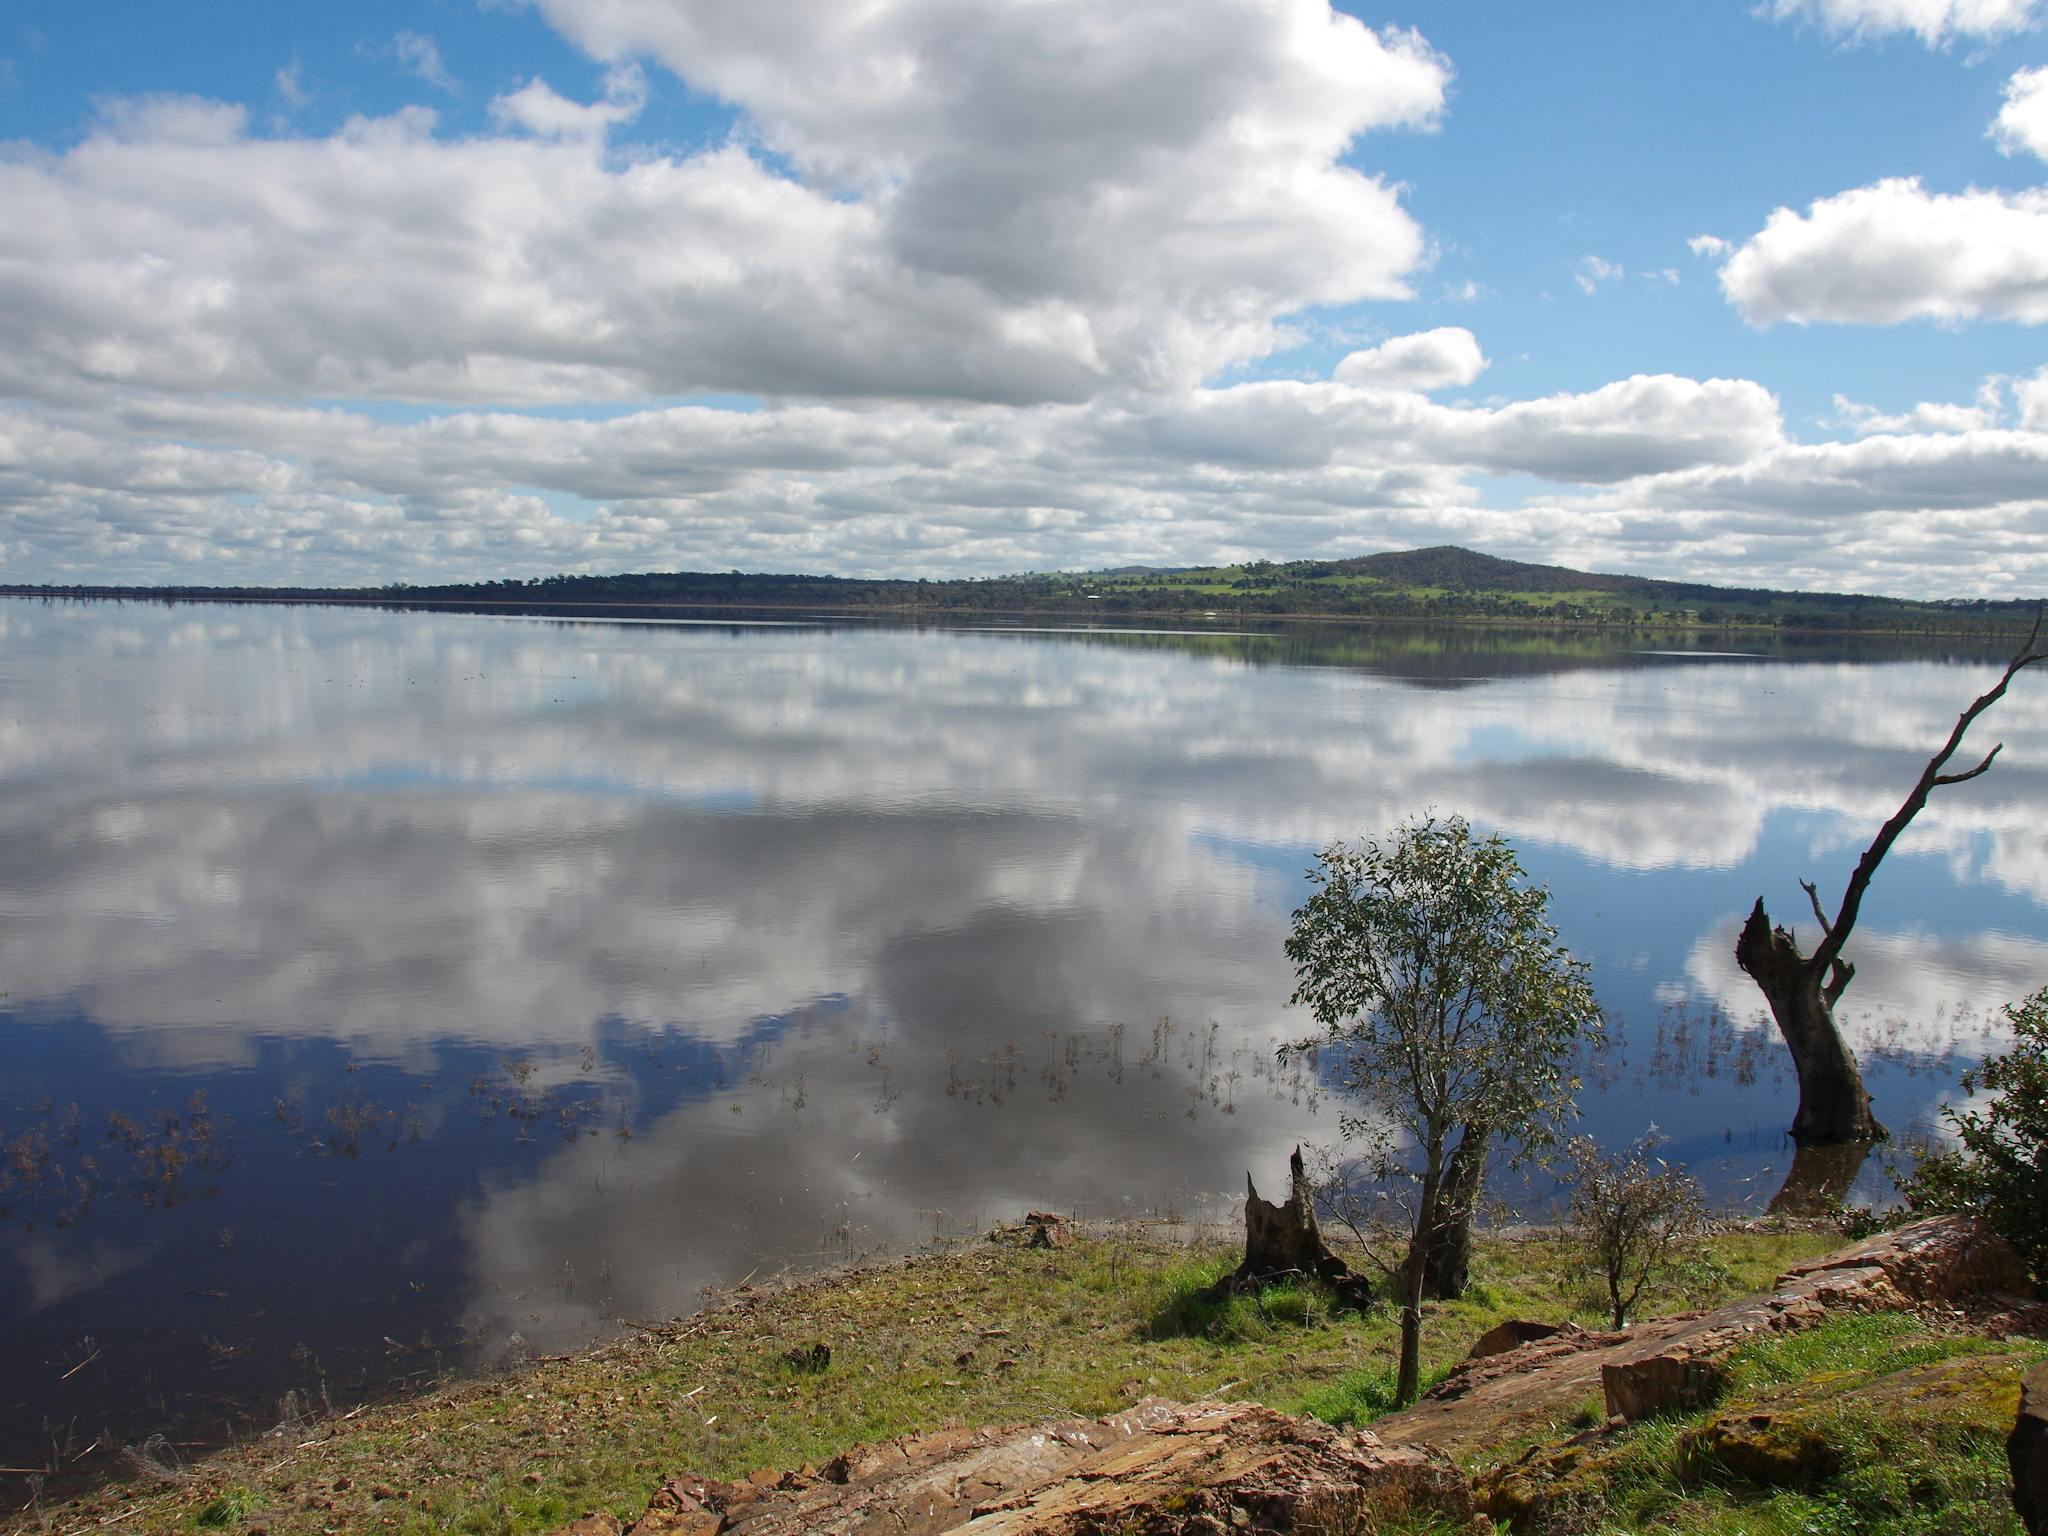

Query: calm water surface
<box><xmin>2</xmin><ymin>600</ymin><xmax>2045</xmax><ymax>1474</ymax></box>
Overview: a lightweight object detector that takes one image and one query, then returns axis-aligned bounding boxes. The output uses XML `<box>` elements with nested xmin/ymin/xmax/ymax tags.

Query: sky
<box><xmin>2</xmin><ymin>0</ymin><xmax>2047</xmax><ymax>596</ymax></box>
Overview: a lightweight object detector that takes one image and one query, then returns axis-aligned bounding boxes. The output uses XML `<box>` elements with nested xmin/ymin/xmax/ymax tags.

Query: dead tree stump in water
<box><xmin>1203</xmin><ymin>1146</ymin><xmax>1374</xmax><ymax>1309</ymax></box>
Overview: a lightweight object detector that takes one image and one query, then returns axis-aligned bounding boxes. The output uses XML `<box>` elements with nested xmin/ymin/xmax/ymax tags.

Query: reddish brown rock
<box><xmin>1780</xmin><ymin>1214</ymin><xmax>2027</xmax><ymax>1304</ymax></box>
<box><xmin>630</xmin><ymin>1512</ymin><xmax>722</xmax><ymax>1536</ymax></box>
<box><xmin>549</xmin><ymin>1516</ymin><xmax>623</xmax><ymax>1536</ymax></box>
<box><xmin>1376</xmin><ymin>1322</ymin><xmax>1637</xmax><ymax>1458</ymax></box>
<box><xmin>1602</xmin><ymin>1216</ymin><xmax>2025</xmax><ymax>1422</ymax></box>
<box><xmin>1599</xmin><ymin>1296</ymin><xmax>1796</xmax><ymax>1423</ymax></box>
<box><xmin>1466</xmin><ymin>1319</ymin><xmax>1580</xmax><ymax>1361</ymax></box>
<box><xmin>603</xmin><ymin>1400</ymin><xmax>1471</xmax><ymax>1536</ymax></box>
<box><xmin>1976</xmin><ymin>1295</ymin><xmax>2048</xmax><ymax>1340</ymax></box>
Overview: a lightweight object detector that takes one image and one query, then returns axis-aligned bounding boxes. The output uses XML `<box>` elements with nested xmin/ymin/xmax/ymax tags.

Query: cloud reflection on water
<box><xmin>0</xmin><ymin>601</ymin><xmax>2044</xmax><ymax>1458</ymax></box>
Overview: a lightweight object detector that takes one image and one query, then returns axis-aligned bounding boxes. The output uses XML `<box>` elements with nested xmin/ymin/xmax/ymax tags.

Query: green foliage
<box><xmin>1299</xmin><ymin>1361</ymin><xmax>1452</xmax><ymax>1427</ymax></box>
<box><xmin>1284</xmin><ymin>813</ymin><xmax>1600</xmax><ymax>1167</ymax></box>
<box><xmin>1564</xmin><ymin>1133</ymin><xmax>1708</xmax><ymax>1328</ymax></box>
<box><xmin>1902</xmin><ymin>985</ymin><xmax>2048</xmax><ymax>1285</ymax></box>
<box><xmin>1144</xmin><ymin>1272</ymin><xmax>1341</xmax><ymax>1343</ymax></box>
<box><xmin>1726</xmin><ymin>1311</ymin><xmax>1986</xmax><ymax>1393</ymax></box>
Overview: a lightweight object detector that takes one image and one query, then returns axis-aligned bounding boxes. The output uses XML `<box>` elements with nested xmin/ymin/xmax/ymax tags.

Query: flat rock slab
<box><xmin>1374</xmin><ymin>1320</ymin><xmax>1660</xmax><ymax>1458</ymax></box>
<box><xmin>569</xmin><ymin>1400</ymin><xmax>1475</xmax><ymax>1536</ymax></box>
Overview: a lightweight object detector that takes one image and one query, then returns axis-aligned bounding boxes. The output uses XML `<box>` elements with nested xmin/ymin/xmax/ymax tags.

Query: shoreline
<box><xmin>1</xmin><ymin>587</ymin><xmax>2036</xmax><ymax>643</ymax></box>
<box><xmin>4</xmin><ymin>1217</ymin><xmax>1847</xmax><ymax>1535</ymax></box>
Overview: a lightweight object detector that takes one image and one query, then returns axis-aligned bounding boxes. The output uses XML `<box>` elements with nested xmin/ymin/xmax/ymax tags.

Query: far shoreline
<box><xmin>2</xmin><ymin>585</ymin><xmax>2037</xmax><ymax>645</ymax></box>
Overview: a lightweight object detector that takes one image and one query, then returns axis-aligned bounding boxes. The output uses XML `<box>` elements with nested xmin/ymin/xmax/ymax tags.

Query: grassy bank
<box><xmin>1477</xmin><ymin>1310</ymin><xmax>2048</xmax><ymax>1536</ymax></box>
<box><xmin>14</xmin><ymin>1222</ymin><xmax>1840</xmax><ymax>1535</ymax></box>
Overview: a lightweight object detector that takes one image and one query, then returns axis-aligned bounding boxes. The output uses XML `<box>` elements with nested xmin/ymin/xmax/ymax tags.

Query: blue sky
<box><xmin>2</xmin><ymin>1</ymin><xmax>2047</xmax><ymax>593</ymax></box>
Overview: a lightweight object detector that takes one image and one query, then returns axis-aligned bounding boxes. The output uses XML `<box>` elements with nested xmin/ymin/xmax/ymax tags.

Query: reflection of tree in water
<box><xmin>1765</xmin><ymin>1140</ymin><xmax>1880</xmax><ymax>1217</ymax></box>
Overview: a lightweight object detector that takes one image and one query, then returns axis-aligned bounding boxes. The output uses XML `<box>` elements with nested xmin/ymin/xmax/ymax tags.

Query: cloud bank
<box><xmin>1</xmin><ymin>0</ymin><xmax>2046</xmax><ymax>595</ymax></box>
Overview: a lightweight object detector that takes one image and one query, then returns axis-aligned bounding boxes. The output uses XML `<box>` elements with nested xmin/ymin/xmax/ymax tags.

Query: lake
<box><xmin>2</xmin><ymin>599</ymin><xmax>2044</xmax><ymax>1476</ymax></box>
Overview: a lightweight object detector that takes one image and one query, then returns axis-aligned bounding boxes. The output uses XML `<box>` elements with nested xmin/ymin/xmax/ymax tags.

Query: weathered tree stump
<box><xmin>1203</xmin><ymin>1146</ymin><xmax>1374</xmax><ymax>1309</ymax></box>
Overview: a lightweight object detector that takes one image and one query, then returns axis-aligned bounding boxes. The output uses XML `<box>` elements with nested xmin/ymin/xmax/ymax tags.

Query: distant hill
<box><xmin>1338</xmin><ymin>545</ymin><xmax>1666</xmax><ymax>595</ymax></box>
<box><xmin>3</xmin><ymin>545</ymin><xmax>2038</xmax><ymax>636</ymax></box>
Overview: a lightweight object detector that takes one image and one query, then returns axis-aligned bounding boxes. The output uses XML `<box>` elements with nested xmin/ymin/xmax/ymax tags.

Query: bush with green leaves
<box><xmin>1903</xmin><ymin>985</ymin><xmax>2048</xmax><ymax>1285</ymax></box>
<box><xmin>1563</xmin><ymin>1133</ymin><xmax>1707</xmax><ymax>1328</ymax></box>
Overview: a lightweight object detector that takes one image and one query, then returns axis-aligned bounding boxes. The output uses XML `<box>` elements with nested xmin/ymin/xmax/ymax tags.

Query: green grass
<box><xmin>15</xmin><ymin>1223</ymin><xmax>1843</xmax><ymax>1536</ymax></box>
<box><xmin>1478</xmin><ymin>1312</ymin><xmax>2048</xmax><ymax>1536</ymax></box>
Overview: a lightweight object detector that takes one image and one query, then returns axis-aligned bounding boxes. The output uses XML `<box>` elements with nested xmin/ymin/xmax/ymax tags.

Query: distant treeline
<box><xmin>3</xmin><ymin>545</ymin><xmax>2040</xmax><ymax>635</ymax></box>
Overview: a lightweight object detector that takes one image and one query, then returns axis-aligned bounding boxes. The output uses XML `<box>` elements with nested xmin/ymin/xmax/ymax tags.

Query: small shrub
<box><xmin>1564</xmin><ymin>1133</ymin><xmax>1707</xmax><ymax>1328</ymax></box>
<box><xmin>1902</xmin><ymin>986</ymin><xmax>2048</xmax><ymax>1286</ymax></box>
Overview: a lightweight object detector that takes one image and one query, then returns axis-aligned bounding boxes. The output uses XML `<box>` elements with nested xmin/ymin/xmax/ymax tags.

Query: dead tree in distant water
<box><xmin>1737</xmin><ymin>610</ymin><xmax>2046</xmax><ymax>1146</ymax></box>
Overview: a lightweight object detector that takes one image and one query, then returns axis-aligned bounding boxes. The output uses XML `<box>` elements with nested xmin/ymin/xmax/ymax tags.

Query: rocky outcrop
<box><xmin>1482</xmin><ymin>1346</ymin><xmax>2032</xmax><ymax>1533</ymax></box>
<box><xmin>1778</xmin><ymin>1213</ymin><xmax>2028</xmax><ymax>1304</ymax></box>
<box><xmin>2014</xmin><ymin>1362</ymin><xmax>2048</xmax><ymax>1536</ymax></box>
<box><xmin>1371</xmin><ymin>1216</ymin><xmax>2029</xmax><ymax>1455</ymax></box>
<box><xmin>1602</xmin><ymin>1215</ymin><xmax>2026</xmax><ymax>1421</ymax></box>
<box><xmin>553</xmin><ymin>1400</ymin><xmax>1475</xmax><ymax>1536</ymax></box>
<box><xmin>1465</xmin><ymin>1319</ymin><xmax>1577</xmax><ymax>1361</ymax></box>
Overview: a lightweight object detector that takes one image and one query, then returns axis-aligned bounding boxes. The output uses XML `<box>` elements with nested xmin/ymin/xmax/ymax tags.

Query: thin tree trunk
<box><xmin>1736</xmin><ymin>901</ymin><xmax>1886</xmax><ymax>1145</ymax></box>
<box><xmin>1395</xmin><ymin>1144</ymin><xmax>1444</xmax><ymax>1408</ymax></box>
<box><xmin>1423</xmin><ymin>1122</ymin><xmax>1487</xmax><ymax>1301</ymax></box>
<box><xmin>1395</xmin><ymin>1286</ymin><xmax>1423</xmax><ymax>1409</ymax></box>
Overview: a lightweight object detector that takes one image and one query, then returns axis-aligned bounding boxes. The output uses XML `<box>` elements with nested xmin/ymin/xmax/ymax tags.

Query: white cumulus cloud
<box><xmin>2019</xmin><ymin>366</ymin><xmax>2048</xmax><ymax>428</ymax></box>
<box><xmin>1332</xmin><ymin>327</ymin><xmax>1487</xmax><ymax>391</ymax></box>
<box><xmin>1714</xmin><ymin>178</ymin><xmax>2048</xmax><ymax>327</ymax></box>
<box><xmin>489</xmin><ymin>62</ymin><xmax>646</xmax><ymax>140</ymax></box>
<box><xmin>1995</xmin><ymin>64</ymin><xmax>2048</xmax><ymax>160</ymax></box>
<box><xmin>0</xmin><ymin>1</ymin><xmax>1449</xmax><ymax>410</ymax></box>
<box><xmin>1829</xmin><ymin>377</ymin><xmax>2007</xmax><ymax>434</ymax></box>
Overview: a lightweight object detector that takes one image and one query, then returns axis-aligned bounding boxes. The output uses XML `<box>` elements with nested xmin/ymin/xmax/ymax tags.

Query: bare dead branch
<box><xmin>1822</xmin><ymin>957</ymin><xmax>1854</xmax><ymax>1008</ymax></box>
<box><xmin>1930</xmin><ymin>744</ymin><xmax>2001</xmax><ymax>787</ymax></box>
<box><xmin>1810</xmin><ymin>611</ymin><xmax>2048</xmax><ymax>978</ymax></box>
<box><xmin>1798</xmin><ymin>879</ymin><xmax>1831</xmax><ymax>936</ymax></box>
